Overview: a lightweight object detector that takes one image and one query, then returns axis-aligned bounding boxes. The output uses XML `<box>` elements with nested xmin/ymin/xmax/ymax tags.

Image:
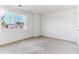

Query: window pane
<box><xmin>0</xmin><ymin>10</ymin><xmax>26</xmax><ymax>29</ymax></box>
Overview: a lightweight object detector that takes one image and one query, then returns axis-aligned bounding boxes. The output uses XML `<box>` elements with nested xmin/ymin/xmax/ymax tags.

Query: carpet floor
<box><xmin>0</xmin><ymin>36</ymin><xmax>79</xmax><ymax>54</ymax></box>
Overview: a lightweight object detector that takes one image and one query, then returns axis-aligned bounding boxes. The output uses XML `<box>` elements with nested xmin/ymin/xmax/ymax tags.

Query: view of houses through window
<box><xmin>0</xmin><ymin>8</ymin><xmax>26</xmax><ymax>29</ymax></box>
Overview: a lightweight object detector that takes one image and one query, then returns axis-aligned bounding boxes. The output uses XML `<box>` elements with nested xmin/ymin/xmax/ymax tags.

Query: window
<box><xmin>0</xmin><ymin>9</ymin><xmax>27</xmax><ymax>29</ymax></box>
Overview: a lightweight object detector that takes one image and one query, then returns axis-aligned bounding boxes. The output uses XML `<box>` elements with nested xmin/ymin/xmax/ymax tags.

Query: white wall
<box><xmin>0</xmin><ymin>6</ymin><xmax>40</xmax><ymax>45</ymax></box>
<box><xmin>77</xmin><ymin>6</ymin><xmax>79</xmax><ymax>41</ymax></box>
<box><xmin>41</xmin><ymin>8</ymin><xmax>77</xmax><ymax>42</ymax></box>
<box><xmin>33</xmin><ymin>14</ymin><xmax>41</xmax><ymax>37</ymax></box>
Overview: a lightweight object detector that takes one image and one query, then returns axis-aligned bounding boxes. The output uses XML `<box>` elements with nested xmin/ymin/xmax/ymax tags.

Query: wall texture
<box><xmin>77</xmin><ymin>6</ymin><xmax>79</xmax><ymax>41</ymax></box>
<box><xmin>41</xmin><ymin>8</ymin><xmax>77</xmax><ymax>42</ymax></box>
<box><xmin>33</xmin><ymin>14</ymin><xmax>41</xmax><ymax>37</ymax></box>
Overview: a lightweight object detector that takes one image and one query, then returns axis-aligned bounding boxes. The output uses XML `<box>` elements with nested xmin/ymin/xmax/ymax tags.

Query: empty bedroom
<box><xmin>0</xmin><ymin>5</ymin><xmax>79</xmax><ymax>54</ymax></box>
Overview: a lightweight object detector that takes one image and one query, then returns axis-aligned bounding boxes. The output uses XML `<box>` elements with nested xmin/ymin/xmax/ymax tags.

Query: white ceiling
<box><xmin>11</xmin><ymin>5</ymin><xmax>76</xmax><ymax>15</ymax></box>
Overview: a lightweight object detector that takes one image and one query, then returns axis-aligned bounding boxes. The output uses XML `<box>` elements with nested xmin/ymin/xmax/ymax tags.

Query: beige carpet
<box><xmin>0</xmin><ymin>36</ymin><xmax>79</xmax><ymax>54</ymax></box>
